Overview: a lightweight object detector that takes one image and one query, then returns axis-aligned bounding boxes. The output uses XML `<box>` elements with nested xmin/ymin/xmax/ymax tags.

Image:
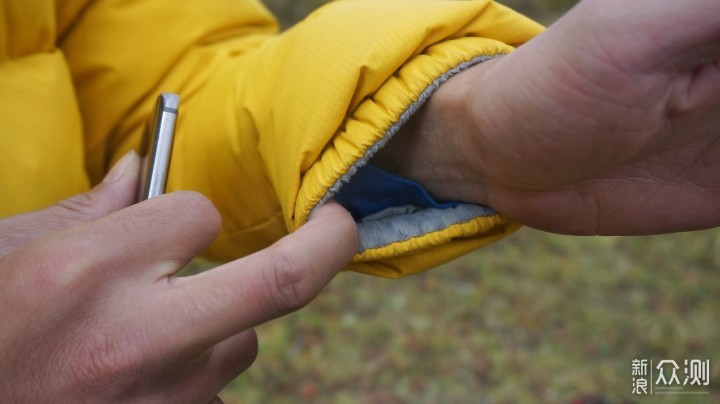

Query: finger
<box><xmin>11</xmin><ymin>192</ymin><xmax>220</xmax><ymax>293</ymax></box>
<box><xmin>169</xmin><ymin>201</ymin><xmax>358</xmax><ymax>347</ymax></box>
<box><xmin>0</xmin><ymin>150</ymin><xmax>140</xmax><ymax>256</ymax></box>
<box><xmin>123</xmin><ymin>329</ymin><xmax>256</xmax><ymax>404</ymax></box>
<box><xmin>207</xmin><ymin>329</ymin><xmax>258</xmax><ymax>388</ymax></box>
<box><xmin>17</xmin><ymin>190</ymin><xmax>222</xmax><ymax>284</ymax></box>
<box><xmin>170</xmin><ymin>330</ymin><xmax>258</xmax><ymax>404</ymax></box>
<box><xmin>678</xmin><ymin>59</ymin><xmax>720</xmax><ymax>113</ymax></box>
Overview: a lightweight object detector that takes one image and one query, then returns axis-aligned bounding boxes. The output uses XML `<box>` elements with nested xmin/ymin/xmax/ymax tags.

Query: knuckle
<box><xmin>9</xmin><ymin>237</ymin><xmax>91</xmax><ymax>296</ymax></box>
<box><xmin>68</xmin><ymin>333</ymin><xmax>146</xmax><ymax>394</ymax></box>
<box><xmin>54</xmin><ymin>192</ymin><xmax>98</xmax><ymax>221</ymax></box>
<box><xmin>262</xmin><ymin>244</ymin><xmax>313</xmax><ymax>314</ymax></box>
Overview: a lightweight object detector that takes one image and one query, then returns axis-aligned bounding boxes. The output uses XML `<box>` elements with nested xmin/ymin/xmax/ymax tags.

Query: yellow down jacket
<box><xmin>0</xmin><ymin>0</ymin><xmax>543</xmax><ymax>277</ymax></box>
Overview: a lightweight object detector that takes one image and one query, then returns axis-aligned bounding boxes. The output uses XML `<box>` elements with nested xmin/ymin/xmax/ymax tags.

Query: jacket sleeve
<box><xmin>0</xmin><ymin>0</ymin><xmax>90</xmax><ymax>217</ymax></box>
<box><xmin>60</xmin><ymin>0</ymin><xmax>543</xmax><ymax>278</ymax></box>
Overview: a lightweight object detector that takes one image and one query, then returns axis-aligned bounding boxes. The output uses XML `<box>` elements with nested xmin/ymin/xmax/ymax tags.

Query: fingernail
<box><xmin>103</xmin><ymin>150</ymin><xmax>138</xmax><ymax>184</ymax></box>
<box><xmin>310</xmin><ymin>201</ymin><xmax>345</xmax><ymax>222</ymax></box>
<box><xmin>309</xmin><ymin>202</ymin><xmax>330</xmax><ymax>221</ymax></box>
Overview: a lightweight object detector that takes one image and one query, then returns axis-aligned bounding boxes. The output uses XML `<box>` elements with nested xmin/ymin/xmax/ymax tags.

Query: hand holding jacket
<box><xmin>0</xmin><ymin>153</ymin><xmax>358</xmax><ymax>402</ymax></box>
<box><xmin>1</xmin><ymin>0</ymin><xmax>716</xmax><ymax>281</ymax></box>
<box><xmin>376</xmin><ymin>0</ymin><xmax>720</xmax><ymax>235</ymax></box>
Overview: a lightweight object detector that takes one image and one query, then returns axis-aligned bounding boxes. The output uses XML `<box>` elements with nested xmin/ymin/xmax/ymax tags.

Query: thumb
<box><xmin>0</xmin><ymin>151</ymin><xmax>141</xmax><ymax>256</ymax></box>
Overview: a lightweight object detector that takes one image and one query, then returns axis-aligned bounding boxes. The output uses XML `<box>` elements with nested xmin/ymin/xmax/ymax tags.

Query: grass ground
<box><xmin>220</xmin><ymin>228</ymin><xmax>719</xmax><ymax>403</ymax></box>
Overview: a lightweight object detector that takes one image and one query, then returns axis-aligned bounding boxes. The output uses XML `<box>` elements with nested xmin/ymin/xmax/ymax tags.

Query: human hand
<box><xmin>377</xmin><ymin>0</ymin><xmax>719</xmax><ymax>235</ymax></box>
<box><xmin>0</xmin><ymin>152</ymin><xmax>358</xmax><ymax>402</ymax></box>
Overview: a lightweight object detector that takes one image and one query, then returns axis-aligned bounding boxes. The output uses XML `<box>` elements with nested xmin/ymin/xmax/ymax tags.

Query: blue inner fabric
<box><xmin>333</xmin><ymin>163</ymin><xmax>460</xmax><ymax>220</ymax></box>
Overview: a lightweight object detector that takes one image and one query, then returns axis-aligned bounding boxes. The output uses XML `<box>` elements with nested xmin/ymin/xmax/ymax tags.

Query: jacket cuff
<box><xmin>298</xmin><ymin>38</ymin><xmax>521</xmax><ymax>277</ymax></box>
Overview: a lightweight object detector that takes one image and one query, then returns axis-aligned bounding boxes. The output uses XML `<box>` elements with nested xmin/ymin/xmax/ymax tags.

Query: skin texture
<box><xmin>376</xmin><ymin>0</ymin><xmax>720</xmax><ymax>235</ymax></box>
<box><xmin>0</xmin><ymin>152</ymin><xmax>359</xmax><ymax>403</ymax></box>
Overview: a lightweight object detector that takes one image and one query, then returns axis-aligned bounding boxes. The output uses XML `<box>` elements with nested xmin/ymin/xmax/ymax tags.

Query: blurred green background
<box><xmin>220</xmin><ymin>1</ymin><xmax>720</xmax><ymax>402</ymax></box>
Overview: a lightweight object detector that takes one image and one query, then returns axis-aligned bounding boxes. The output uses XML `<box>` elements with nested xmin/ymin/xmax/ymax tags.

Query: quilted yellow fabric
<box><xmin>0</xmin><ymin>0</ymin><xmax>543</xmax><ymax>277</ymax></box>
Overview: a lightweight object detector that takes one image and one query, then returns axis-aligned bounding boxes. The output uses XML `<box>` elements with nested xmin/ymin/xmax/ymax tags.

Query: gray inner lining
<box><xmin>357</xmin><ymin>204</ymin><xmax>495</xmax><ymax>251</ymax></box>
<box><xmin>310</xmin><ymin>54</ymin><xmax>503</xmax><ymax>253</ymax></box>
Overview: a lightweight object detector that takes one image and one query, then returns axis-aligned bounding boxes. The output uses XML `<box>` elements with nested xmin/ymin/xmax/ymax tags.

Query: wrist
<box><xmin>373</xmin><ymin>57</ymin><xmax>501</xmax><ymax>206</ymax></box>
